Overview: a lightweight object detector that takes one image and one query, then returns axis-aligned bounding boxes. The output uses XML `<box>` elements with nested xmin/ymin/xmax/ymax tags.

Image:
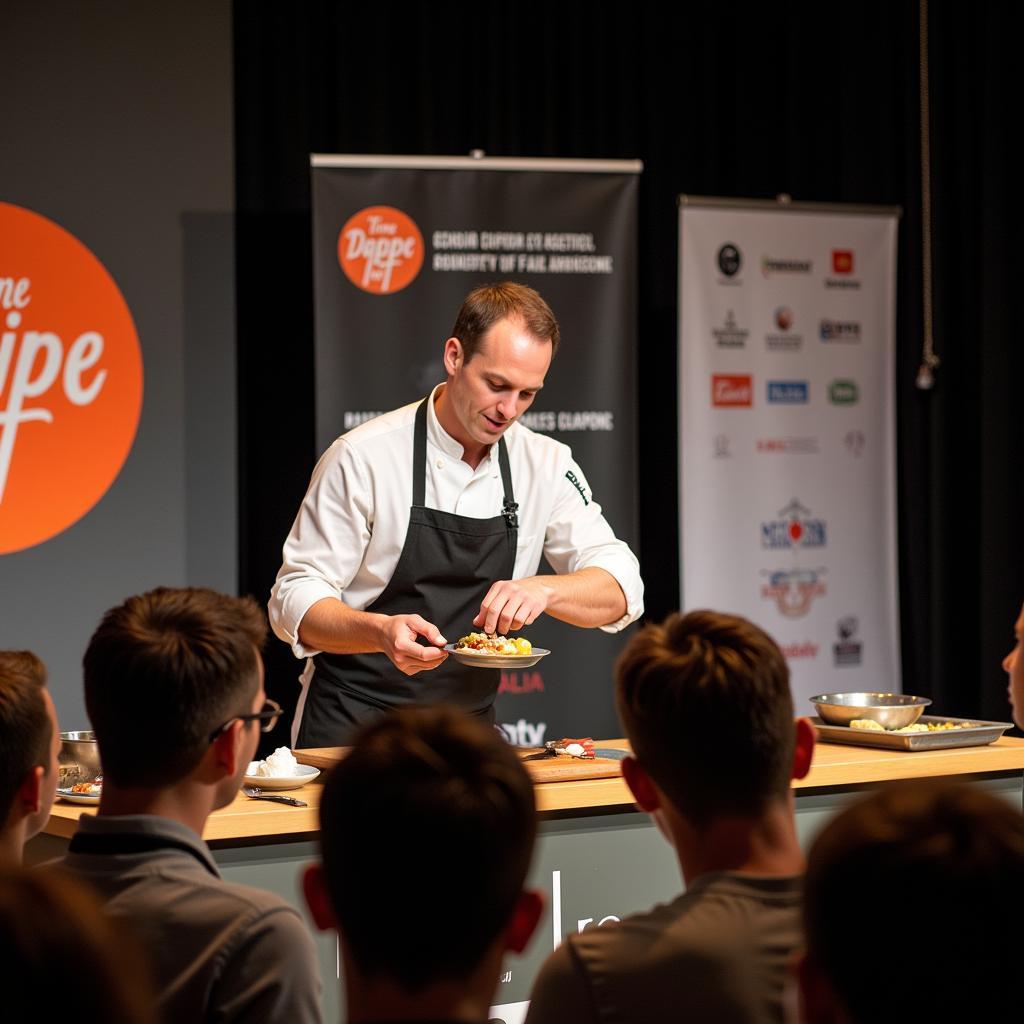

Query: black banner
<box><xmin>311</xmin><ymin>157</ymin><xmax>639</xmax><ymax>742</ymax></box>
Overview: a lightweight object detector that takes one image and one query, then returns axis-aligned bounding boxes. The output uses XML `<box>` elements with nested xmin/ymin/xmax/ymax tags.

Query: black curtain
<box><xmin>234</xmin><ymin>0</ymin><xmax>1024</xmax><ymax>744</ymax></box>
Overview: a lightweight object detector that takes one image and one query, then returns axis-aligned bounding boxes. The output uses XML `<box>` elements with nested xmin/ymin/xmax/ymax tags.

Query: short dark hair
<box><xmin>319</xmin><ymin>706</ymin><xmax>536</xmax><ymax>992</ymax></box>
<box><xmin>0</xmin><ymin>652</ymin><xmax>51</xmax><ymax>820</ymax></box>
<box><xmin>615</xmin><ymin>610</ymin><xmax>794</xmax><ymax>825</ymax></box>
<box><xmin>804</xmin><ymin>780</ymin><xmax>1024</xmax><ymax>1021</ymax></box>
<box><xmin>83</xmin><ymin>587</ymin><xmax>267</xmax><ymax>787</ymax></box>
<box><xmin>450</xmin><ymin>281</ymin><xmax>560</xmax><ymax>360</ymax></box>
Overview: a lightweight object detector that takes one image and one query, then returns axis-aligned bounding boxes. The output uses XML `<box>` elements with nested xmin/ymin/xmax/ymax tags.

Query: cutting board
<box><xmin>295</xmin><ymin>741</ymin><xmax>630</xmax><ymax>784</ymax></box>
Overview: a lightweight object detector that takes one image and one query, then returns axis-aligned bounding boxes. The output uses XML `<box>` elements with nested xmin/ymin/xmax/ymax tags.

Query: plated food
<box><xmin>57</xmin><ymin>783</ymin><xmax>101</xmax><ymax>805</ymax></box>
<box><xmin>445</xmin><ymin>632</ymin><xmax>550</xmax><ymax>669</ymax></box>
<box><xmin>453</xmin><ymin>632</ymin><xmax>533</xmax><ymax>656</ymax></box>
<box><xmin>244</xmin><ymin>749</ymin><xmax>320</xmax><ymax>792</ymax></box>
<box><xmin>813</xmin><ymin>714</ymin><xmax>1012</xmax><ymax>751</ymax></box>
<box><xmin>850</xmin><ymin>719</ymin><xmax>977</xmax><ymax>734</ymax></box>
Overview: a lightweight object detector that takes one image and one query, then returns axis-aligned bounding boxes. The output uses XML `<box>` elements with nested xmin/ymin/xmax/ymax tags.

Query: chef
<box><xmin>269</xmin><ymin>282</ymin><xmax>644</xmax><ymax>747</ymax></box>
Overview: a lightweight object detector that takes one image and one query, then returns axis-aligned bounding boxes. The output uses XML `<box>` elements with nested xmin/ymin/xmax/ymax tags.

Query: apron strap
<box><xmin>413</xmin><ymin>396</ymin><xmax>518</xmax><ymax>528</ymax></box>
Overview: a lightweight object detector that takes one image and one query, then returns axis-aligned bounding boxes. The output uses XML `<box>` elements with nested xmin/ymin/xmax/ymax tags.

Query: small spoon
<box><xmin>242</xmin><ymin>785</ymin><xmax>307</xmax><ymax>807</ymax></box>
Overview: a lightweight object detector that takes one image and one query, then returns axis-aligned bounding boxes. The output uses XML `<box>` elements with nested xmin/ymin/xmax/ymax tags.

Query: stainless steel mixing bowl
<box><xmin>810</xmin><ymin>692</ymin><xmax>932</xmax><ymax>730</ymax></box>
<box><xmin>58</xmin><ymin>730</ymin><xmax>102</xmax><ymax>785</ymax></box>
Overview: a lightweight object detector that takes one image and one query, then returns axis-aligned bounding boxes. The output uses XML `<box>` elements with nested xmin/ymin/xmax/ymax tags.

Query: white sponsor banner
<box><xmin>678</xmin><ymin>199</ymin><xmax>900</xmax><ymax>713</ymax></box>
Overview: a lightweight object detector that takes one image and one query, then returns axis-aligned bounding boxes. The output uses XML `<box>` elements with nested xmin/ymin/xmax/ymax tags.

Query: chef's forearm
<box><xmin>539</xmin><ymin>566</ymin><xmax>627</xmax><ymax>629</ymax></box>
<box><xmin>296</xmin><ymin>597</ymin><xmax>388</xmax><ymax>655</ymax></box>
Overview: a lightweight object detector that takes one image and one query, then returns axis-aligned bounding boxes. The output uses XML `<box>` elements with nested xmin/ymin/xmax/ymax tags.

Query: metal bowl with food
<box><xmin>58</xmin><ymin>730</ymin><xmax>102</xmax><ymax>786</ymax></box>
<box><xmin>810</xmin><ymin>693</ymin><xmax>932</xmax><ymax>730</ymax></box>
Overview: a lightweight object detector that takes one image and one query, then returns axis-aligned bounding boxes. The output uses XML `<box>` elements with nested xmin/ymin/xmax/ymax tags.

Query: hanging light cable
<box><xmin>916</xmin><ymin>0</ymin><xmax>940</xmax><ymax>389</ymax></box>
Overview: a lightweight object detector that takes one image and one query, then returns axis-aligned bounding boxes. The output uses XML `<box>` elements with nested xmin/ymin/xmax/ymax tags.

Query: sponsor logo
<box><xmin>0</xmin><ymin>202</ymin><xmax>143</xmax><ymax>555</ymax></box>
<box><xmin>712</xmin><ymin>309</ymin><xmax>749</xmax><ymax>348</ymax></box>
<box><xmin>761</xmin><ymin>567</ymin><xmax>827</xmax><ymax>618</ymax></box>
<box><xmin>761</xmin><ymin>254</ymin><xmax>813</xmax><ymax>277</ymax></box>
<box><xmin>780</xmin><ymin>641</ymin><xmax>819</xmax><ymax>660</ymax></box>
<box><xmin>761</xmin><ymin>499</ymin><xmax>827</xmax><ymax>549</ymax></box>
<box><xmin>717</xmin><ymin>243</ymin><xmax>741</xmax><ymax>277</ymax></box>
<box><xmin>832</xmin><ymin>249</ymin><xmax>854</xmax><ymax>274</ymax></box>
<box><xmin>565</xmin><ymin>469</ymin><xmax>590</xmax><ymax>505</ymax></box>
<box><xmin>767</xmin><ymin>380</ymin><xmax>808</xmax><ymax>404</ymax></box>
<box><xmin>843</xmin><ymin>429</ymin><xmax>866</xmax><ymax>456</ymax></box>
<box><xmin>820</xmin><ymin>318</ymin><xmax>861</xmax><ymax>342</ymax></box>
<box><xmin>713</xmin><ymin>434</ymin><xmax>732</xmax><ymax>458</ymax></box>
<box><xmin>833</xmin><ymin>616</ymin><xmax>863</xmax><ymax>666</ymax></box>
<box><xmin>338</xmin><ymin>205</ymin><xmax>423</xmax><ymax>294</ymax></box>
<box><xmin>756</xmin><ymin>437</ymin><xmax>819</xmax><ymax>454</ymax></box>
<box><xmin>766</xmin><ymin>306</ymin><xmax>802</xmax><ymax>351</ymax></box>
<box><xmin>498</xmin><ymin>671</ymin><xmax>546</xmax><ymax>695</ymax></box>
<box><xmin>712</xmin><ymin>374</ymin><xmax>753</xmax><ymax>407</ymax></box>
<box><xmin>829</xmin><ymin>379</ymin><xmax>859</xmax><ymax>404</ymax></box>
<box><xmin>825</xmin><ymin>249</ymin><xmax>861</xmax><ymax>289</ymax></box>
<box><xmin>498</xmin><ymin>719</ymin><xmax>547</xmax><ymax>746</ymax></box>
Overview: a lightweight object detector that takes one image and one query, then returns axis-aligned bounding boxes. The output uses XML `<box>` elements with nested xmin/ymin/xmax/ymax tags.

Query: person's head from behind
<box><xmin>0</xmin><ymin>651</ymin><xmax>60</xmax><ymax>861</ymax></box>
<box><xmin>614</xmin><ymin>610</ymin><xmax>814</xmax><ymax>834</ymax></box>
<box><xmin>1002</xmin><ymin>599</ymin><xmax>1024</xmax><ymax>728</ymax></box>
<box><xmin>799</xmin><ymin>780</ymin><xmax>1024</xmax><ymax>1023</ymax></box>
<box><xmin>83</xmin><ymin>587</ymin><xmax>270</xmax><ymax>807</ymax></box>
<box><xmin>304</xmin><ymin>706</ymin><xmax>541</xmax><ymax>1001</ymax></box>
<box><xmin>0</xmin><ymin>866</ymin><xmax>155</xmax><ymax>1023</ymax></box>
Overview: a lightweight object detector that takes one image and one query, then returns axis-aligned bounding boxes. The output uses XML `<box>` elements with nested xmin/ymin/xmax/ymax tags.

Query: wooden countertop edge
<box><xmin>43</xmin><ymin>737</ymin><xmax>1024</xmax><ymax>841</ymax></box>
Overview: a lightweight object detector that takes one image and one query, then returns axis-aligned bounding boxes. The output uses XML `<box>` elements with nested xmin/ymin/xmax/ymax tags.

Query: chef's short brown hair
<box><xmin>84</xmin><ymin>587</ymin><xmax>267</xmax><ymax>787</ymax></box>
<box><xmin>803</xmin><ymin>780</ymin><xmax>1024</xmax><ymax>1021</ymax></box>
<box><xmin>318</xmin><ymin>706</ymin><xmax>536</xmax><ymax>992</ymax></box>
<box><xmin>451</xmin><ymin>282</ymin><xmax>560</xmax><ymax>360</ymax></box>
<box><xmin>615</xmin><ymin>610</ymin><xmax>794</xmax><ymax>825</ymax></box>
<box><xmin>0</xmin><ymin>652</ymin><xmax>51</xmax><ymax>819</ymax></box>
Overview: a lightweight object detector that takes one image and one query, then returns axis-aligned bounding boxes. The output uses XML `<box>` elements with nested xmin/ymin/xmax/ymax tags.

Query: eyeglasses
<box><xmin>208</xmin><ymin>698</ymin><xmax>283</xmax><ymax>744</ymax></box>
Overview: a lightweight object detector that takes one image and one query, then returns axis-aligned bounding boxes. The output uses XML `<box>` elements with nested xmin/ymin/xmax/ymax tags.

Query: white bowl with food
<box><xmin>244</xmin><ymin>747</ymin><xmax>320</xmax><ymax>791</ymax></box>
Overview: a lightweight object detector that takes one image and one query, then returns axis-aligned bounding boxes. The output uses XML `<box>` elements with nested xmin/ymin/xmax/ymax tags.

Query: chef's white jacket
<box><xmin>269</xmin><ymin>385</ymin><xmax>644</xmax><ymax>659</ymax></box>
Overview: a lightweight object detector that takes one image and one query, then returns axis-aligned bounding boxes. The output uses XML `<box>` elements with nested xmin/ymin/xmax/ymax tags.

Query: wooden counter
<box><xmin>41</xmin><ymin>735</ymin><xmax>1024</xmax><ymax>842</ymax></box>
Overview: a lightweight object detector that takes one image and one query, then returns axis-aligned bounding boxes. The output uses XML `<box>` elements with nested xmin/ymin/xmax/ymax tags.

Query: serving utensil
<box><xmin>242</xmin><ymin>785</ymin><xmax>307</xmax><ymax>807</ymax></box>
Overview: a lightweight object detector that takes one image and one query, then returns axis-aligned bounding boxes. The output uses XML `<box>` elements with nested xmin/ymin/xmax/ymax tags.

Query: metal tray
<box><xmin>811</xmin><ymin>715</ymin><xmax>1014</xmax><ymax>751</ymax></box>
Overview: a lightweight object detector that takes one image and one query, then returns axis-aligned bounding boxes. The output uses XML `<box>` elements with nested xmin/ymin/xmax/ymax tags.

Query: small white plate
<box><xmin>243</xmin><ymin>763</ymin><xmax>320</xmax><ymax>791</ymax></box>
<box><xmin>444</xmin><ymin>644</ymin><xmax>550</xmax><ymax>669</ymax></box>
<box><xmin>57</xmin><ymin>787</ymin><xmax>101</xmax><ymax>805</ymax></box>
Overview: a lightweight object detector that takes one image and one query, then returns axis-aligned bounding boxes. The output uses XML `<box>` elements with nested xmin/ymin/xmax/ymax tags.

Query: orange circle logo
<box><xmin>338</xmin><ymin>205</ymin><xmax>423</xmax><ymax>295</ymax></box>
<box><xmin>0</xmin><ymin>202</ymin><xmax>143</xmax><ymax>554</ymax></box>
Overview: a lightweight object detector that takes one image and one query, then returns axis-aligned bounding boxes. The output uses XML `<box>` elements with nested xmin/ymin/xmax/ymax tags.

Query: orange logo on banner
<box><xmin>0</xmin><ymin>202</ymin><xmax>143</xmax><ymax>554</ymax></box>
<box><xmin>338</xmin><ymin>206</ymin><xmax>423</xmax><ymax>295</ymax></box>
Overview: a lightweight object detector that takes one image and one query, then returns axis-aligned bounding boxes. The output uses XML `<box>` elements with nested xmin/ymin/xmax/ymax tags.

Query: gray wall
<box><xmin>0</xmin><ymin>2</ymin><xmax>236</xmax><ymax>728</ymax></box>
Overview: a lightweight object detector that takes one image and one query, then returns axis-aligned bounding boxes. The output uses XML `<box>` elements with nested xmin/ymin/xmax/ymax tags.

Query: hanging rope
<box><xmin>917</xmin><ymin>0</ymin><xmax>940</xmax><ymax>389</ymax></box>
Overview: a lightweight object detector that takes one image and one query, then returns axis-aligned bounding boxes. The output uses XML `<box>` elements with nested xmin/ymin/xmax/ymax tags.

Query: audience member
<box><xmin>1003</xmin><ymin>599</ymin><xmax>1023</xmax><ymax>728</ymax></box>
<box><xmin>60</xmin><ymin>586</ymin><xmax>322</xmax><ymax>1024</ymax></box>
<box><xmin>0</xmin><ymin>650</ymin><xmax>61</xmax><ymax>866</ymax></box>
<box><xmin>0</xmin><ymin>865</ymin><xmax>156</xmax><ymax>1023</ymax></box>
<box><xmin>799</xmin><ymin>779</ymin><xmax>1024</xmax><ymax>1022</ymax></box>
<box><xmin>303</xmin><ymin>705</ymin><xmax>542</xmax><ymax>1024</ymax></box>
<box><xmin>526</xmin><ymin>610</ymin><xmax>815</xmax><ymax>1024</ymax></box>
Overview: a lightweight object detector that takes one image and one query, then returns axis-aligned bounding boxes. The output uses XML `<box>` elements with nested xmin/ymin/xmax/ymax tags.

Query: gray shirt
<box><xmin>59</xmin><ymin>814</ymin><xmax>322</xmax><ymax>1024</ymax></box>
<box><xmin>525</xmin><ymin>872</ymin><xmax>802</xmax><ymax>1024</ymax></box>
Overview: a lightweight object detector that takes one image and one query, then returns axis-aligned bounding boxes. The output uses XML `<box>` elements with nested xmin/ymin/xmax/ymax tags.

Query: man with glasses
<box><xmin>60</xmin><ymin>587</ymin><xmax>322</xmax><ymax>1024</ymax></box>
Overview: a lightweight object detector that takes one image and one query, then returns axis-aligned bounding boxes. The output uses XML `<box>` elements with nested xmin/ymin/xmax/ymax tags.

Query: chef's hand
<box><xmin>380</xmin><ymin>614</ymin><xmax>448</xmax><ymax>676</ymax></box>
<box><xmin>474</xmin><ymin>577</ymin><xmax>554</xmax><ymax>636</ymax></box>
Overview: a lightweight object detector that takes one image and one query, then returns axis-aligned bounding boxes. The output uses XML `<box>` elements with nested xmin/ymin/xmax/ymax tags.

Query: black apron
<box><xmin>296</xmin><ymin>398</ymin><xmax>519</xmax><ymax>747</ymax></box>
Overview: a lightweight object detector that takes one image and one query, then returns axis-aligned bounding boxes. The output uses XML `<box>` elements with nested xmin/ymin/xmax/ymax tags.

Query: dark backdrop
<box><xmin>234</xmin><ymin>1</ymin><xmax>1024</xmax><ymax>747</ymax></box>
